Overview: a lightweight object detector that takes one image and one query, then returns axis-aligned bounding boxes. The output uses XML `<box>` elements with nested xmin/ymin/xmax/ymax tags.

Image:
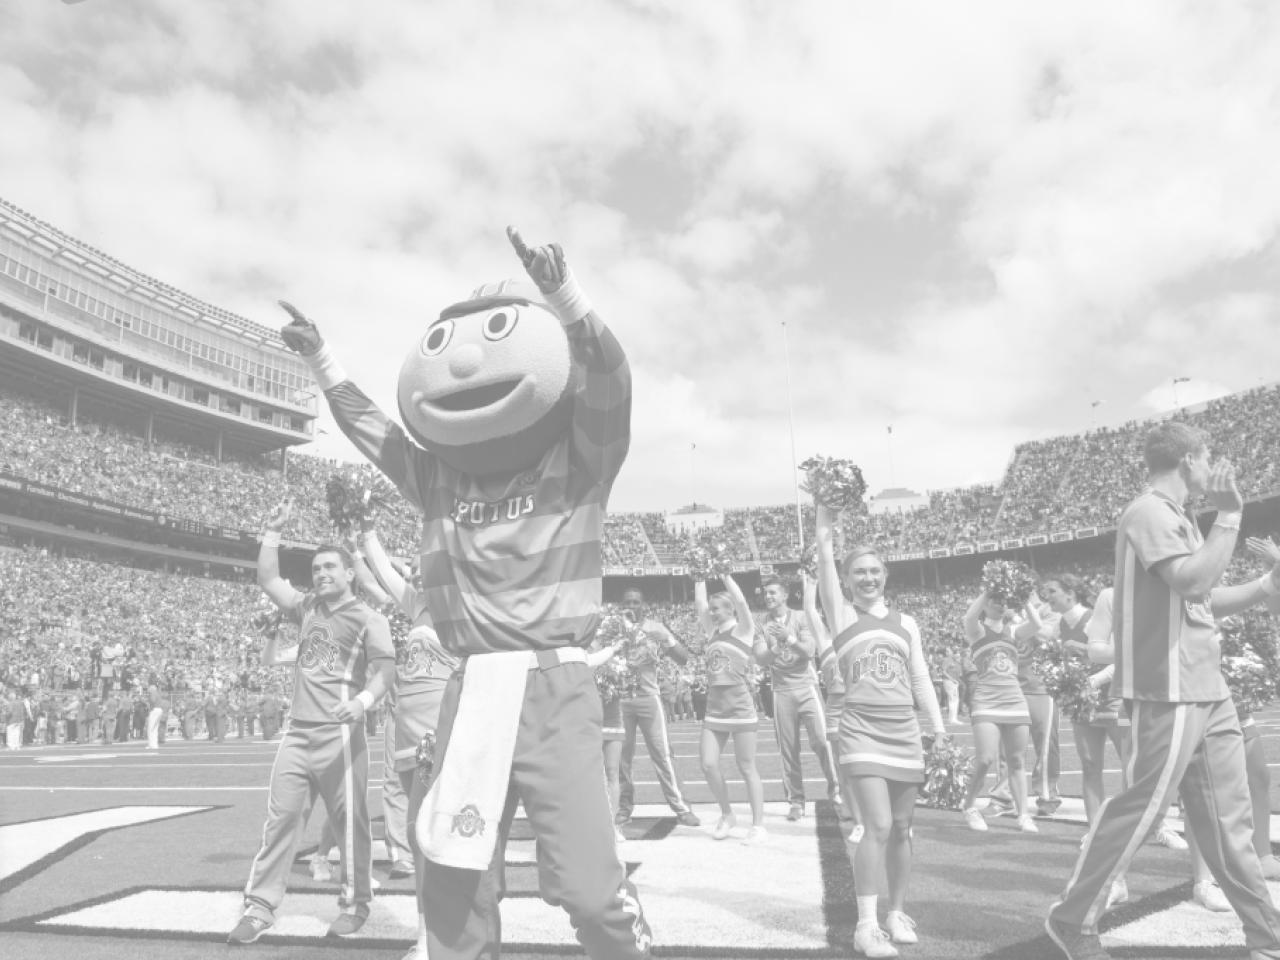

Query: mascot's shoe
<box><xmin>676</xmin><ymin>810</ymin><xmax>701</xmax><ymax>827</ymax></box>
<box><xmin>227</xmin><ymin>914</ymin><xmax>272</xmax><ymax>945</ymax></box>
<box><xmin>327</xmin><ymin>911</ymin><xmax>369</xmax><ymax>938</ymax></box>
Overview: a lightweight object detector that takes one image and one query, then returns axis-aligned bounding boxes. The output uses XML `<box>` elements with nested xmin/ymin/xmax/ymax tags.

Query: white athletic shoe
<box><xmin>1154</xmin><ymin>824</ymin><xmax>1188</xmax><ymax>851</ymax></box>
<box><xmin>885</xmin><ymin>911</ymin><xmax>918</xmax><ymax>944</ymax></box>
<box><xmin>1193</xmin><ymin>880</ymin><xmax>1231</xmax><ymax>912</ymax></box>
<box><xmin>1017</xmin><ymin>814</ymin><xmax>1039</xmax><ymax>834</ymax></box>
<box><xmin>712</xmin><ymin>814</ymin><xmax>736</xmax><ymax>841</ymax></box>
<box><xmin>848</xmin><ymin>824</ymin><xmax>865</xmax><ymax>844</ymax></box>
<box><xmin>741</xmin><ymin>825</ymin><xmax>768</xmax><ymax>845</ymax></box>
<box><xmin>963</xmin><ymin>807</ymin><xmax>988</xmax><ymax>832</ymax></box>
<box><xmin>614</xmin><ymin>827</ymin><xmax>627</xmax><ymax>844</ymax></box>
<box><xmin>1106</xmin><ymin>877</ymin><xmax>1129</xmax><ymax>909</ymax></box>
<box><xmin>310</xmin><ymin>857</ymin><xmax>332</xmax><ymax>882</ymax></box>
<box><xmin>852</xmin><ymin>922</ymin><xmax>899</xmax><ymax>958</ymax></box>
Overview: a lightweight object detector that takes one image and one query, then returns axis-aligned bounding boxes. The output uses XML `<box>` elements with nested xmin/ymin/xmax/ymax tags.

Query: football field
<box><xmin>4</xmin><ymin>709</ymin><xmax>1280</xmax><ymax>960</ymax></box>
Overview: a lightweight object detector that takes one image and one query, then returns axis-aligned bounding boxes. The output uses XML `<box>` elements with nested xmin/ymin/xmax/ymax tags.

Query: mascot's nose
<box><xmin>448</xmin><ymin>343</ymin><xmax>484</xmax><ymax>380</ymax></box>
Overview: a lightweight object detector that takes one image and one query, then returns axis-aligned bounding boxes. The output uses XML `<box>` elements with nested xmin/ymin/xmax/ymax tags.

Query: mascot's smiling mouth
<box><xmin>430</xmin><ymin>379</ymin><xmax>523</xmax><ymax>412</ymax></box>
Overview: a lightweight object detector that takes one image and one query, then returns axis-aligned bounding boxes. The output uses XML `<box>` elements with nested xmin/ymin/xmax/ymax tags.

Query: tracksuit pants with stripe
<box><xmin>774</xmin><ymin>684</ymin><xmax>838</xmax><ymax>805</ymax></box>
<box><xmin>1051</xmin><ymin>698</ymin><xmax>1280</xmax><ymax>951</ymax></box>
<box><xmin>618</xmin><ymin>694</ymin><xmax>691</xmax><ymax>817</ymax></box>
<box><xmin>243</xmin><ymin>720</ymin><xmax>373</xmax><ymax>921</ymax></box>
<box><xmin>422</xmin><ymin>658</ymin><xmax>651</xmax><ymax>960</ymax></box>
<box><xmin>383</xmin><ymin>719</ymin><xmax>414</xmax><ymax>868</ymax></box>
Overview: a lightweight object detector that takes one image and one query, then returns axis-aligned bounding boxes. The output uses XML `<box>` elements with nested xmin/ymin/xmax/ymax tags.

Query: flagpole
<box><xmin>781</xmin><ymin>319</ymin><xmax>803</xmax><ymax>549</ymax></box>
<box><xmin>886</xmin><ymin>425</ymin><xmax>896</xmax><ymax>488</ymax></box>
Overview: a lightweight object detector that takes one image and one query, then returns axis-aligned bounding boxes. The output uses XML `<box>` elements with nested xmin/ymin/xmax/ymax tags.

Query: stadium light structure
<box><xmin>780</xmin><ymin>319</ymin><xmax>804</xmax><ymax>551</ymax></box>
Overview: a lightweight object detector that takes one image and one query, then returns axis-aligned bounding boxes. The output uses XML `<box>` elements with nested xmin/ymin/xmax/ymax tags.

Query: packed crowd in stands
<box><xmin>5</xmin><ymin>381</ymin><xmax>1280</xmax><ymax>564</ymax></box>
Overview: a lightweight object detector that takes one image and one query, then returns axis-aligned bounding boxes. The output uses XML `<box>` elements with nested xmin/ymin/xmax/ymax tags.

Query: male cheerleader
<box><xmin>757</xmin><ymin>576</ymin><xmax>839</xmax><ymax>820</ymax></box>
<box><xmin>615</xmin><ymin>587</ymin><xmax>700</xmax><ymax>828</ymax></box>
<box><xmin>1046</xmin><ymin>422</ymin><xmax>1280</xmax><ymax>960</ymax></box>
<box><xmin>228</xmin><ymin>502</ymin><xmax>395</xmax><ymax>944</ymax></box>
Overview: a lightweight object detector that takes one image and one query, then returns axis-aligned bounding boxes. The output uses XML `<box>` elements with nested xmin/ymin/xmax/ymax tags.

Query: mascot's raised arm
<box><xmin>277</xmin><ymin>229</ymin><xmax>653</xmax><ymax>960</ymax></box>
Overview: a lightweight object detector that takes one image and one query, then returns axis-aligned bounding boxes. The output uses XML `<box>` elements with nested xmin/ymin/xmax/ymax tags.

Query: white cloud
<box><xmin>4</xmin><ymin>0</ymin><xmax>1280</xmax><ymax>514</ymax></box>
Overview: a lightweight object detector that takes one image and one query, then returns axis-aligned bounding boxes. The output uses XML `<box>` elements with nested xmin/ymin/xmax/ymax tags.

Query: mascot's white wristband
<box><xmin>1257</xmin><ymin>575</ymin><xmax>1280</xmax><ymax>597</ymax></box>
<box><xmin>261</xmin><ymin>531</ymin><xmax>282</xmax><ymax>548</ymax></box>
<box><xmin>545</xmin><ymin>272</ymin><xmax>594</xmax><ymax>324</ymax></box>
<box><xmin>302</xmin><ymin>342</ymin><xmax>350</xmax><ymax>392</ymax></box>
<box><xmin>354</xmin><ymin>690</ymin><xmax>376</xmax><ymax>712</ymax></box>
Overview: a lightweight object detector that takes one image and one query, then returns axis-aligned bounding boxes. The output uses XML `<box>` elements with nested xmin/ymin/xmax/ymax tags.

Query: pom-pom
<box><xmin>798</xmin><ymin>538</ymin><xmax>818</xmax><ymax>577</ymax></box>
<box><xmin>325</xmin><ymin>473</ymin><xmax>394</xmax><ymax>533</ymax></box>
<box><xmin>919</xmin><ymin>737</ymin><xmax>973</xmax><ymax>810</ymax></box>
<box><xmin>1220</xmin><ymin>613</ymin><xmax>1280</xmax><ymax>712</ymax></box>
<box><xmin>1032</xmin><ymin>638</ymin><xmax>1100</xmax><ymax>724</ymax></box>
<box><xmin>593</xmin><ymin>613</ymin><xmax>642</xmax><ymax>701</ymax></box>
<box><xmin>415</xmin><ymin>731</ymin><xmax>436</xmax><ymax>786</ymax></box>
<box><xmin>799</xmin><ymin>456</ymin><xmax>867</xmax><ymax>513</ymax></box>
<box><xmin>683</xmin><ymin>529</ymin><xmax>736</xmax><ymax>581</ymax></box>
<box><xmin>980</xmin><ymin>559</ymin><xmax>1038</xmax><ymax>609</ymax></box>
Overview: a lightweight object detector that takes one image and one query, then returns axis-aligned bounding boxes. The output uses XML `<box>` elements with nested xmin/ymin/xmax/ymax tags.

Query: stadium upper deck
<box><xmin>0</xmin><ymin>197</ymin><xmax>318</xmax><ymax>456</ymax></box>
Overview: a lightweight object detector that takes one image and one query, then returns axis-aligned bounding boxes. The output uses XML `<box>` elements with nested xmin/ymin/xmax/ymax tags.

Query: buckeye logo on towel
<box><xmin>452</xmin><ymin>804</ymin><xmax>486</xmax><ymax>839</ymax></box>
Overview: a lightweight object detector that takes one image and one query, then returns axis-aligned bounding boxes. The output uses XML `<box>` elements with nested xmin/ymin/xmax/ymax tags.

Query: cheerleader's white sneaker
<box><xmin>853</xmin><ymin>922</ymin><xmax>898</xmax><ymax>958</ymax></box>
<box><xmin>964</xmin><ymin>807</ymin><xmax>988</xmax><ymax>832</ymax></box>
<box><xmin>885</xmin><ymin>911</ymin><xmax>918</xmax><ymax>944</ymax></box>
<box><xmin>712</xmin><ymin>814</ymin><xmax>736</xmax><ymax>840</ymax></box>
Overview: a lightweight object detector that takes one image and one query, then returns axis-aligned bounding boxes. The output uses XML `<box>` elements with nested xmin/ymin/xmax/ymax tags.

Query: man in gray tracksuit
<box><xmin>756</xmin><ymin>577</ymin><xmax>839</xmax><ymax>821</ymax></box>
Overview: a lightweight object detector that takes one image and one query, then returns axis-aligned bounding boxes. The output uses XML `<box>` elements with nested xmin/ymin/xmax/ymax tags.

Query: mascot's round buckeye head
<box><xmin>395</xmin><ymin>277</ymin><xmax>573</xmax><ymax>476</ymax></box>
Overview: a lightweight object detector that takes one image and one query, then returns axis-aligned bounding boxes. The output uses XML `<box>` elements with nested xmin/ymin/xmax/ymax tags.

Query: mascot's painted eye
<box><xmin>482</xmin><ymin>308</ymin><xmax>519</xmax><ymax>342</ymax></box>
<box><xmin>421</xmin><ymin>319</ymin><xmax>455</xmax><ymax>357</ymax></box>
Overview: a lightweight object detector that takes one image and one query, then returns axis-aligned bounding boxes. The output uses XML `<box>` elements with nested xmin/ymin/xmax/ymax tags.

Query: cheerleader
<box><xmin>694</xmin><ymin>572</ymin><xmax>765</xmax><ymax>844</ymax></box>
<box><xmin>815</xmin><ymin>505</ymin><xmax>948</xmax><ymax>958</ymax></box>
<box><xmin>587</xmin><ymin>626</ymin><xmax>627</xmax><ymax>844</ymax></box>
<box><xmin>959</xmin><ymin>589</ymin><xmax>1040</xmax><ymax>833</ymax></box>
<box><xmin>1041</xmin><ymin>575</ymin><xmax>1124</xmax><ymax>827</ymax></box>
<box><xmin>800</xmin><ymin>571</ymin><xmax>862</xmax><ymax>848</ymax></box>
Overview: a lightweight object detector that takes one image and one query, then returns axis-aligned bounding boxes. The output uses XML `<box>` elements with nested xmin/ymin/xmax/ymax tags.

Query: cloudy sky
<box><xmin>4</xmin><ymin>0</ymin><xmax>1279</xmax><ymax>512</ymax></box>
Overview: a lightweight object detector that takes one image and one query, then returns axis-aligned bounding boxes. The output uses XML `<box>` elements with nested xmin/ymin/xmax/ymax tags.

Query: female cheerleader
<box><xmin>694</xmin><ymin>572</ymin><xmax>765</xmax><ymax>844</ymax></box>
<box><xmin>586</xmin><ymin>620</ymin><xmax>627</xmax><ymax>845</ymax></box>
<box><xmin>815</xmin><ymin>504</ymin><xmax>948</xmax><ymax>958</ymax></box>
<box><xmin>959</xmin><ymin>589</ymin><xmax>1040</xmax><ymax>833</ymax></box>
<box><xmin>800</xmin><ymin>571</ymin><xmax>863</xmax><ymax>849</ymax></box>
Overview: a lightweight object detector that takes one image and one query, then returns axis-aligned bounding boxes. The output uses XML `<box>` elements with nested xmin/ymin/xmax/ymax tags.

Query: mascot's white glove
<box><xmin>507</xmin><ymin>226</ymin><xmax>593</xmax><ymax>324</ymax></box>
<box><xmin>277</xmin><ymin>300</ymin><xmax>348</xmax><ymax>391</ymax></box>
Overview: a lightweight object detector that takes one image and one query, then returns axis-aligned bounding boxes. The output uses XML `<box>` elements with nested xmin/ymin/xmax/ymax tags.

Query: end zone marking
<box><xmin>9</xmin><ymin>803</ymin><xmax>836</xmax><ymax>954</ymax></box>
<box><xmin>0</xmin><ymin>805</ymin><xmax>216</xmax><ymax>893</ymax></box>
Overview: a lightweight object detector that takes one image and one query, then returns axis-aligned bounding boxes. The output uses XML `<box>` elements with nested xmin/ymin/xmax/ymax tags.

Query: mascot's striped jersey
<box><xmin>324</xmin><ymin>309</ymin><xmax>629</xmax><ymax>656</ymax></box>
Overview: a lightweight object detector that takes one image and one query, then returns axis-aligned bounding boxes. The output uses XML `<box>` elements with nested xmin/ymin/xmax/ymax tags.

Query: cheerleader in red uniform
<box><xmin>694</xmin><ymin>572</ymin><xmax>765</xmax><ymax>844</ymax></box>
<box><xmin>959</xmin><ymin>590</ymin><xmax>1040</xmax><ymax>834</ymax></box>
<box><xmin>815</xmin><ymin>505</ymin><xmax>948</xmax><ymax>958</ymax></box>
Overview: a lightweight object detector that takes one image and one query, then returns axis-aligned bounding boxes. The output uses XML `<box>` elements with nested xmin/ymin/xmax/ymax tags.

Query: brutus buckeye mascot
<box><xmin>279</xmin><ymin>228</ymin><xmax>651</xmax><ymax>960</ymax></box>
